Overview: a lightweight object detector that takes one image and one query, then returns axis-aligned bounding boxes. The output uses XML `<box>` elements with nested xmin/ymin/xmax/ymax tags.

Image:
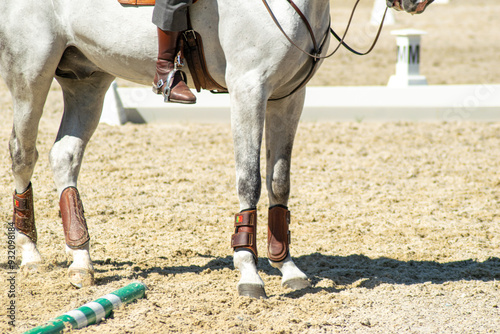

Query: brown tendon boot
<box><xmin>231</xmin><ymin>209</ymin><xmax>258</xmax><ymax>262</ymax></box>
<box><xmin>13</xmin><ymin>183</ymin><xmax>37</xmax><ymax>243</ymax></box>
<box><xmin>153</xmin><ymin>28</ymin><xmax>196</xmax><ymax>104</ymax></box>
<box><xmin>60</xmin><ymin>187</ymin><xmax>90</xmax><ymax>249</ymax></box>
<box><xmin>267</xmin><ymin>205</ymin><xmax>290</xmax><ymax>262</ymax></box>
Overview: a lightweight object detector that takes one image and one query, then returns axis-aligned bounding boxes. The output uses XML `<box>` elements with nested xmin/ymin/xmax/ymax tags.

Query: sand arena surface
<box><xmin>1</xmin><ymin>0</ymin><xmax>500</xmax><ymax>333</ymax></box>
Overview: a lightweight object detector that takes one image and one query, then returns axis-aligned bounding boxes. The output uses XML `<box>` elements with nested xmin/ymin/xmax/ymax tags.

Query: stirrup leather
<box><xmin>231</xmin><ymin>209</ymin><xmax>258</xmax><ymax>262</ymax></box>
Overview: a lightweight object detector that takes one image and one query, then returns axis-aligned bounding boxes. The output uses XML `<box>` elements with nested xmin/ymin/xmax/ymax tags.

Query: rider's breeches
<box><xmin>153</xmin><ymin>0</ymin><xmax>194</xmax><ymax>31</ymax></box>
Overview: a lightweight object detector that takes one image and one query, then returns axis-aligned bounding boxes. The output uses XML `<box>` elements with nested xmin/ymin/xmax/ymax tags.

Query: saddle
<box><xmin>118</xmin><ymin>0</ymin><xmax>202</xmax><ymax>5</ymax></box>
<box><xmin>117</xmin><ymin>0</ymin><xmax>225</xmax><ymax>92</ymax></box>
<box><xmin>118</xmin><ymin>0</ymin><xmax>155</xmax><ymax>5</ymax></box>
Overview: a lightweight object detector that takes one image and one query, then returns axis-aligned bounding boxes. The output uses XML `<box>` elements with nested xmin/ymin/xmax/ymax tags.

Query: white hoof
<box><xmin>68</xmin><ymin>267</ymin><xmax>95</xmax><ymax>288</ymax></box>
<box><xmin>20</xmin><ymin>262</ymin><xmax>41</xmax><ymax>275</ymax></box>
<box><xmin>270</xmin><ymin>254</ymin><xmax>310</xmax><ymax>290</ymax></box>
<box><xmin>234</xmin><ymin>250</ymin><xmax>267</xmax><ymax>298</ymax></box>
<box><xmin>66</xmin><ymin>245</ymin><xmax>94</xmax><ymax>288</ymax></box>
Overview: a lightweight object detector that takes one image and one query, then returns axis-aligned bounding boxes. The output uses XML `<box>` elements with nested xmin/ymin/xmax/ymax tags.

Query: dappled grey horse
<box><xmin>0</xmin><ymin>0</ymin><xmax>431</xmax><ymax>297</ymax></box>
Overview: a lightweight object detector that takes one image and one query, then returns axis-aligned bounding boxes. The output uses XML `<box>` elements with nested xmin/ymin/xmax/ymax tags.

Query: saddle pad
<box><xmin>118</xmin><ymin>0</ymin><xmax>155</xmax><ymax>5</ymax></box>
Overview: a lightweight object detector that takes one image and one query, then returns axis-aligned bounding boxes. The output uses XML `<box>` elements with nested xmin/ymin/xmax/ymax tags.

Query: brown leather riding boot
<box><xmin>153</xmin><ymin>28</ymin><xmax>196</xmax><ymax>104</ymax></box>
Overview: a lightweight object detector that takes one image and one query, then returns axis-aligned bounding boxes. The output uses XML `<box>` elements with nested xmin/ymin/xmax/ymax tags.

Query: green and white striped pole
<box><xmin>24</xmin><ymin>281</ymin><xmax>147</xmax><ymax>334</ymax></box>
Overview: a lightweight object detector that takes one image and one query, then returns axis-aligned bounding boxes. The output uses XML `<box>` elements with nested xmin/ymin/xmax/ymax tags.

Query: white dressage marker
<box><xmin>388</xmin><ymin>29</ymin><xmax>428</xmax><ymax>87</ymax></box>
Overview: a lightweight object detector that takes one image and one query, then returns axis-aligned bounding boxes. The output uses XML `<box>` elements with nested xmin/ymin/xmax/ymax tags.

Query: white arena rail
<box><xmin>101</xmin><ymin>83</ymin><xmax>500</xmax><ymax>125</ymax></box>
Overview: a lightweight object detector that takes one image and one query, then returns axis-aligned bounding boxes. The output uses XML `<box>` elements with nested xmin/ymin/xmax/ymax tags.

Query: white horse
<box><xmin>0</xmin><ymin>0</ymin><xmax>431</xmax><ymax>297</ymax></box>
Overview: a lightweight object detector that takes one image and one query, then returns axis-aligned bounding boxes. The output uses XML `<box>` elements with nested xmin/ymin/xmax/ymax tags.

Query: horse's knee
<box><xmin>9</xmin><ymin>142</ymin><xmax>38</xmax><ymax>176</ymax></box>
<box><xmin>236</xmin><ymin>170</ymin><xmax>261</xmax><ymax>209</ymax></box>
<box><xmin>235</xmin><ymin>154</ymin><xmax>262</xmax><ymax>209</ymax></box>
<box><xmin>9</xmin><ymin>133</ymin><xmax>39</xmax><ymax>187</ymax></box>
<box><xmin>237</xmin><ymin>176</ymin><xmax>261</xmax><ymax>204</ymax></box>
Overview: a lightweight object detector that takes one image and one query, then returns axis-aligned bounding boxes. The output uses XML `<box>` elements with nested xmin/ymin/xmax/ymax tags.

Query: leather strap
<box><xmin>183</xmin><ymin>10</ymin><xmax>228</xmax><ymax>93</ymax></box>
<box><xmin>118</xmin><ymin>0</ymin><xmax>156</xmax><ymax>5</ymax></box>
<box><xmin>117</xmin><ymin>0</ymin><xmax>198</xmax><ymax>6</ymax></box>
<box><xmin>268</xmin><ymin>206</ymin><xmax>290</xmax><ymax>262</ymax></box>
<box><xmin>60</xmin><ymin>187</ymin><xmax>90</xmax><ymax>249</ymax></box>
<box><xmin>262</xmin><ymin>0</ymin><xmax>387</xmax><ymax>100</ymax></box>
<box><xmin>13</xmin><ymin>183</ymin><xmax>37</xmax><ymax>243</ymax></box>
<box><xmin>231</xmin><ymin>209</ymin><xmax>258</xmax><ymax>261</ymax></box>
<box><xmin>262</xmin><ymin>0</ymin><xmax>319</xmax><ymax>58</ymax></box>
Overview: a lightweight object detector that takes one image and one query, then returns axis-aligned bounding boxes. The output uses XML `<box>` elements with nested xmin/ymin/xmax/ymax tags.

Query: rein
<box><xmin>262</xmin><ymin>0</ymin><xmax>388</xmax><ymax>59</ymax></box>
<box><xmin>262</xmin><ymin>0</ymin><xmax>388</xmax><ymax>100</ymax></box>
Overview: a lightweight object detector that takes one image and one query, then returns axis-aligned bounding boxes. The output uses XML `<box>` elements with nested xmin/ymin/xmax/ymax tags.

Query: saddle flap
<box><xmin>181</xmin><ymin>30</ymin><xmax>227</xmax><ymax>93</ymax></box>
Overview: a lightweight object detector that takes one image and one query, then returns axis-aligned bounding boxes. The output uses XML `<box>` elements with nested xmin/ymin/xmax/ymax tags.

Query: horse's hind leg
<box><xmin>52</xmin><ymin>64</ymin><xmax>115</xmax><ymax>287</ymax></box>
<box><xmin>265</xmin><ymin>89</ymin><xmax>310</xmax><ymax>290</ymax></box>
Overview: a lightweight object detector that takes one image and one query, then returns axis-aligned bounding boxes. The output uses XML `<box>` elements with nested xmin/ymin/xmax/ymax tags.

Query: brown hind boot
<box><xmin>152</xmin><ymin>28</ymin><xmax>196</xmax><ymax>104</ymax></box>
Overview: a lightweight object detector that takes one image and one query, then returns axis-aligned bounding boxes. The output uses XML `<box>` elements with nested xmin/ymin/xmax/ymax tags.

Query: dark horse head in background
<box><xmin>387</xmin><ymin>0</ymin><xmax>434</xmax><ymax>14</ymax></box>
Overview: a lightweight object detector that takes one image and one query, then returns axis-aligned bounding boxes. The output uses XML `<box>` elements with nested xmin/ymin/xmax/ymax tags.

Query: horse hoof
<box><xmin>237</xmin><ymin>284</ymin><xmax>268</xmax><ymax>299</ymax></box>
<box><xmin>68</xmin><ymin>268</ymin><xmax>95</xmax><ymax>288</ymax></box>
<box><xmin>20</xmin><ymin>262</ymin><xmax>41</xmax><ymax>274</ymax></box>
<box><xmin>282</xmin><ymin>277</ymin><xmax>311</xmax><ymax>290</ymax></box>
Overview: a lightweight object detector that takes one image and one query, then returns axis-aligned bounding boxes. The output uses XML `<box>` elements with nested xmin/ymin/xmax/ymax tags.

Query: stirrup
<box><xmin>156</xmin><ymin>53</ymin><xmax>189</xmax><ymax>103</ymax></box>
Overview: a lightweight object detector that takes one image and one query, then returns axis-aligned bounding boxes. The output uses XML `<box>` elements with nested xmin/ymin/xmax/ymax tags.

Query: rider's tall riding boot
<box><xmin>153</xmin><ymin>28</ymin><xmax>196</xmax><ymax>104</ymax></box>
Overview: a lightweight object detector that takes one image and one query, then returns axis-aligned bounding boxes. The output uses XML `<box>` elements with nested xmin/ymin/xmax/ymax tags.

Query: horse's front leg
<box><xmin>9</xmin><ymin>71</ymin><xmax>57</xmax><ymax>272</ymax></box>
<box><xmin>265</xmin><ymin>89</ymin><xmax>310</xmax><ymax>290</ymax></box>
<box><xmin>228</xmin><ymin>77</ymin><xmax>268</xmax><ymax>298</ymax></box>
<box><xmin>50</xmin><ymin>71</ymin><xmax>115</xmax><ymax>288</ymax></box>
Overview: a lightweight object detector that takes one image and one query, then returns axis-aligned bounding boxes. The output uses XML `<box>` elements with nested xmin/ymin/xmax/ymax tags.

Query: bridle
<box><xmin>387</xmin><ymin>0</ymin><xmax>435</xmax><ymax>14</ymax></box>
<box><xmin>262</xmin><ymin>0</ymin><xmax>389</xmax><ymax>60</ymax></box>
<box><xmin>262</xmin><ymin>0</ymin><xmax>389</xmax><ymax>100</ymax></box>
